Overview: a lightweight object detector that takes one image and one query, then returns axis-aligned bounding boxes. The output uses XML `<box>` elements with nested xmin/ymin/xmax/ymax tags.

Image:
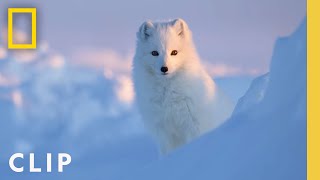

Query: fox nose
<box><xmin>161</xmin><ymin>66</ymin><xmax>168</xmax><ymax>73</ymax></box>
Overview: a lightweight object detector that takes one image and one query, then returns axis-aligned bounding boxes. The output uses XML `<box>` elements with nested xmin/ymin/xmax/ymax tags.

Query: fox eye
<box><xmin>151</xmin><ymin>51</ymin><xmax>159</xmax><ymax>56</ymax></box>
<box><xmin>171</xmin><ymin>50</ymin><xmax>178</xmax><ymax>56</ymax></box>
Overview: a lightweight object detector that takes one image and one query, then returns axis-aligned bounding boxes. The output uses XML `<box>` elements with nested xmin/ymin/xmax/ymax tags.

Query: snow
<box><xmin>0</xmin><ymin>44</ymin><xmax>149</xmax><ymax>170</ymax></box>
<box><xmin>232</xmin><ymin>73</ymin><xmax>269</xmax><ymax>115</ymax></box>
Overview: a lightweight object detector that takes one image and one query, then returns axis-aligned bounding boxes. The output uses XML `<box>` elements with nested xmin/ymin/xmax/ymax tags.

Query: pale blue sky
<box><xmin>1</xmin><ymin>0</ymin><xmax>306</xmax><ymax>76</ymax></box>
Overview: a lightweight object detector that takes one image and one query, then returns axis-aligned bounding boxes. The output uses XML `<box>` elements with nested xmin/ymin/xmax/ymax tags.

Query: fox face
<box><xmin>136</xmin><ymin>19</ymin><xmax>192</xmax><ymax>78</ymax></box>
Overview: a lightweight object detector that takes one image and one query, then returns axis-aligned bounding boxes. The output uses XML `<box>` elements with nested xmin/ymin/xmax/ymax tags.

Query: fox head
<box><xmin>135</xmin><ymin>19</ymin><xmax>195</xmax><ymax>78</ymax></box>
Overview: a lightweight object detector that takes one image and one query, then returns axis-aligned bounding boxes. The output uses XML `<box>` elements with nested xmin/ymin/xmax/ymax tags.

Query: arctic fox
<box><xmin>132</xmin><ymin>19</ymin><xmax>234</xmax><ymax>154</ymax></box>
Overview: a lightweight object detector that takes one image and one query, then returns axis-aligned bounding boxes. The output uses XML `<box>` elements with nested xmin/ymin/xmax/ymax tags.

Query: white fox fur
<box><xmin>132</xmin><ymin>19</ymin><xmax>234</xmax><ymax>154</ymax></box>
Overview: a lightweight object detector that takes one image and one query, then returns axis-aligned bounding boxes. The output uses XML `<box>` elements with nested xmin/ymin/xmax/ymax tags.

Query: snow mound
<box><xmin>232</xmin><ymin>73</ymin><xmax>269</xmax><ymax>116</ymax></box>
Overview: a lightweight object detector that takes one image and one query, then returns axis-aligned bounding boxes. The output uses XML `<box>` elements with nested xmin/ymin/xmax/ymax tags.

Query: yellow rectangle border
<box><xmin>8</xmin><ymin>8</ymin><xmax>37</xmax><ymax>49</ymax></box>
<box><xmin>307</xmin><ymin>0</ymin><xmax>320</xmax><ymax>180</ymax></box>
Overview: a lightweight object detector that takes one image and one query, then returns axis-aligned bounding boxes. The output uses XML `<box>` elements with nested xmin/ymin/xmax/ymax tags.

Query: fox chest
<box><xmin>142</xmin><ymin>86</ymin><xmax>200</xmax><ymax>141</ymax></box>
<box><xmin>143</xmin><ymin>87</ymin><xmax>196</xmax><ymax>121</ymax></box>
<box><xmin>150</xmin><ymin>87</ymin><xmax>187</xmax><ymax>107</ymax></box>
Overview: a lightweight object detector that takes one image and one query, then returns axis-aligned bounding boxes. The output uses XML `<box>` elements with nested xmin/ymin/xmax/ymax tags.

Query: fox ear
<box><xmin>138</xmin><ymin>21</ymin><xmax>154</xmax><ymax>40</ymax></box>
<box><xmin>171</xmin><ymin>18</ymin><xmax>188</xmax><ymax>37</ymax></box>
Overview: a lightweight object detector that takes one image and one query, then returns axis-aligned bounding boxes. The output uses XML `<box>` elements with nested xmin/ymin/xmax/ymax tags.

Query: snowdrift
<box><xmin>128</xmin><ymin>18</ymin><xmax>306</xmax><ymax>180</ymax></box>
